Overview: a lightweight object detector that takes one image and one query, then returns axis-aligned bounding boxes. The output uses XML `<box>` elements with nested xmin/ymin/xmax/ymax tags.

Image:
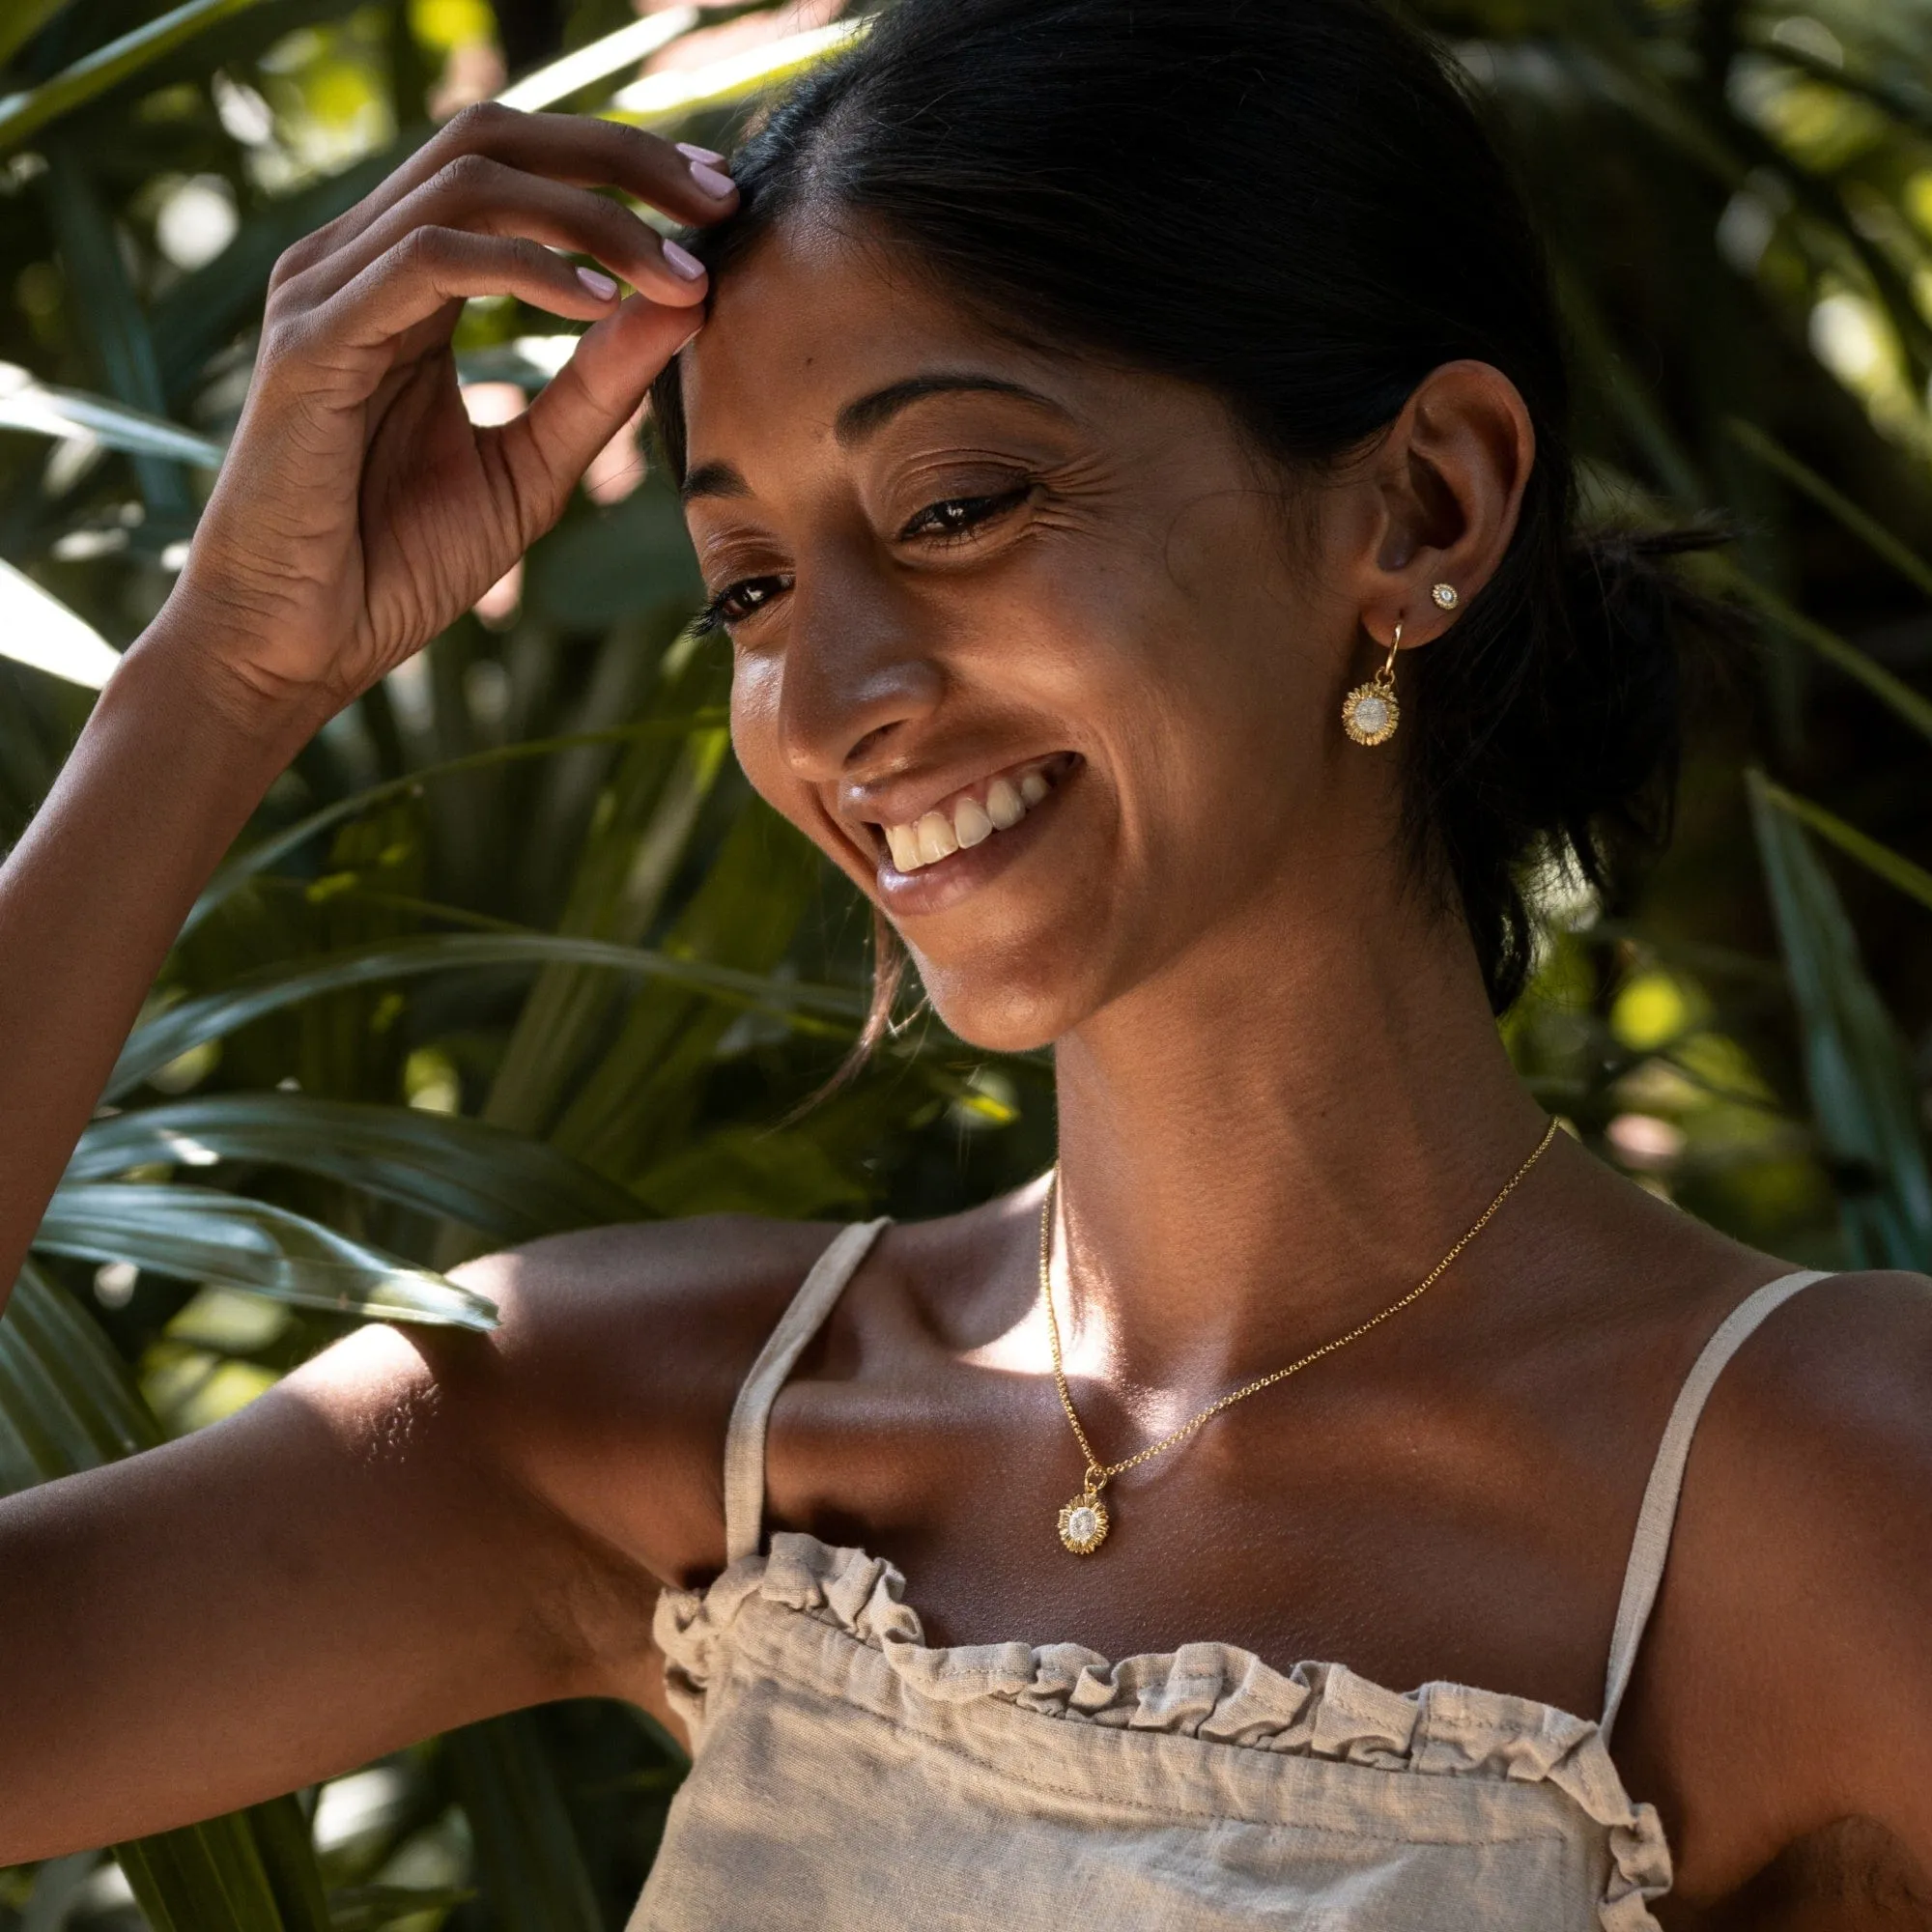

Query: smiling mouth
<box><xmin>874</xmin><ymin>754</ymin><xmax>1074</xmax><ymax>874</ymax></box>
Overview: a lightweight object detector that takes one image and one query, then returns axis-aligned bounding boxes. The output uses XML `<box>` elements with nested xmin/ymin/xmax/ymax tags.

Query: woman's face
<box><xmin>677</xmin><ymin>215</ymin><xmax>1406</xmax><ymax>1053</ymax></box>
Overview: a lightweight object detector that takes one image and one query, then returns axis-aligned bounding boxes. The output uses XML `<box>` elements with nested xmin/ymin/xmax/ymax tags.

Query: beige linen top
<box><xmin>629</xmin><ymin>1219</ymin><xmax>1832</xmax><ymax>1931</ymax></box>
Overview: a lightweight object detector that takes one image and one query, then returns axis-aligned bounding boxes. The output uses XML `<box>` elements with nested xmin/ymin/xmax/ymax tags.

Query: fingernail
<box><xmin>577</xmin><ymin>266</ymin><xmax>618</xmax><ymax>300</ymax></box>
<box><xmin>687</xmin><ymin>160</ymin><xmax>735</xmax><ymax>200</ymax></box>
<box><xmin>662</xmin><ymin>240</ymin><xmax>705</xmax><ymax>282</ymax></box>
<box><xmin>677</xmin><ymin>141</ymin><xmax>725</xmax><ymax>164</ymax></box>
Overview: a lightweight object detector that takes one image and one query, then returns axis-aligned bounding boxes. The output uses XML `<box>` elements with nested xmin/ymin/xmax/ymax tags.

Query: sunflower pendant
<box><xmin>1341</xmin><ymin>677</ymin><xmax>1400</xmax><ymax>747</ymax></box>
<box><xmin>1057</xmin><ymin>1490</ymin><xmax>1111</xmax><ymax>1555</ymax></box>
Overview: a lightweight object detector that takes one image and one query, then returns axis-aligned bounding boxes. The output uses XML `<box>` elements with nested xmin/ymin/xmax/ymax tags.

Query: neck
<box><xmin>1048</xmin><ymin>865</ymin><xmax>1548</xmax><ymax>1410</ymax></box>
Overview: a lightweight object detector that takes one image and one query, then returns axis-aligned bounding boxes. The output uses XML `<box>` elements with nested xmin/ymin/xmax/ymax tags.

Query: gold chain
<box><xmin>1039</xmin><ymin>1118</ymin><xmax>1559</xmax><ymax>1495</ymax></box>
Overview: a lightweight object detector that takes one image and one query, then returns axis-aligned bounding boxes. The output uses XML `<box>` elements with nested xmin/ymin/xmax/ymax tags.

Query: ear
<box><xmin>1350</xmin><ymin>359</ymin><xmax>1535</xmax><ymax>651</ymax></box>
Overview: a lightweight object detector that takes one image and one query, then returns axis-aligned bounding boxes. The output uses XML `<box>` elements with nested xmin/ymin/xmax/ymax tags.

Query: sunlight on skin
<box><xmin>675</xmin><ymin>213</ymin><xmax>1472</xmax><ymax>1065</ymax></box>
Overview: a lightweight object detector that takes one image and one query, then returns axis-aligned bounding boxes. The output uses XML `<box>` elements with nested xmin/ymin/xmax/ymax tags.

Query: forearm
<box><xmin>0</xmin><ymin>611</ymin><xmax>322</xmax><ymax>1307</ymax></box>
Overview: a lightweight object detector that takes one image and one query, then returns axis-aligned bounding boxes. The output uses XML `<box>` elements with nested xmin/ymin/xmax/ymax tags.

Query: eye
<box><xmin>896</xmin><ymin>482</ymin><xmax>1033</xmax><ymax>543</ymax></box>
<box><xmin>695</xmin><ymin>573</ymin><xmax>791</xmax><ymax>635</ymax></box>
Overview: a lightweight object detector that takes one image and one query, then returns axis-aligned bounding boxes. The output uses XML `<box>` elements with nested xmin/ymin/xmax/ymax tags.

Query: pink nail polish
<box><xmin>687</xmin><ymin>160</ymin><xmax>735</xmax><ymax>200</ymax></box>
<box><xmin>577</xmin><ymin>266</ymin><xmax>618</xmax><ymax>299</ymax></box>
<box><xmin>661</xmin><ymin>240</ymin><xmax>705</xmax><ymax>282</ymax></box>
<box><xmin>677</xmin><ymin>141</ymin><xmax>725</xmax><ymax>164</ymax></box>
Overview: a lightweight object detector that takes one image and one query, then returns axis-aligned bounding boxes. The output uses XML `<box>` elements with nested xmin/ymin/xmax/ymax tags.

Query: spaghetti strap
<box><xmin>723</xmin><ymin>1219</ymin><xmax>892</xmax><ymax>1564</ymax></box>
<box><xmin>1599</xmin><ymin>1267</ymin><xmax>1833</xmax><ymax>1741</ymax></box>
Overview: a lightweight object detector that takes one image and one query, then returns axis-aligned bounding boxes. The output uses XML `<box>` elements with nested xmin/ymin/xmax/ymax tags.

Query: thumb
<box><xmin>493</xmin><ymin>295</ymin><xmax>702</xmax><ymax>539</ymax></box>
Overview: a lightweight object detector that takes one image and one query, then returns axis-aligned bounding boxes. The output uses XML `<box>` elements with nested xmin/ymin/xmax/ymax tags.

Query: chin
<box><xmin>910</xmin><ymin>942</ymin><xmax>1108</xmax><ymax>1055</ymax></box>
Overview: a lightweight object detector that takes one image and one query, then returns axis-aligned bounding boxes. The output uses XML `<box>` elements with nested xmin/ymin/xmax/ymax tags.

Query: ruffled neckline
<box><xmin>656</xmin><ymin>1529</ymin><xmax>1671</xmax><ymax>1932</ymax></box>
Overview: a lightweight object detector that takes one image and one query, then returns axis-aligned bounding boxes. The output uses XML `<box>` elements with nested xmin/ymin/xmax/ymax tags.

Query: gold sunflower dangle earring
<box><xmin>1341</xmin><ymin>618</ymin><xmax>1404</xmax><ymax>747</ymax></box>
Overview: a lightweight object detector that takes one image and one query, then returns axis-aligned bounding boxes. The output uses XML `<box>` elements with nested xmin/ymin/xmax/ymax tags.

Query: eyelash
<box><xmin>695</xmin><ymin>483</ymin><xmax>1035</xmax><ymax>636</ymax></box>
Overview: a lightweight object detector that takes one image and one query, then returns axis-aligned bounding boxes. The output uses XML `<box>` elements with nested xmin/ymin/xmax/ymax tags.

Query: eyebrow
<box><xmin>834</xmin><ymin>372</ymin><xmax>1068</xmax><ymax>443</ymax></box>
<box><xmin>679</xmin><ymin>371</ymin><xmax>1069</xmax><ymax>506</ymax></box>
<box><xmin>680</xmin><ymin>460</ymin><xmax>748</xmax><ymax>506</ymax></box>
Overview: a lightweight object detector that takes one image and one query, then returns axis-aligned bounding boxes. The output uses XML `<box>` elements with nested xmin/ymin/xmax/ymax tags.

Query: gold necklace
<box><xmin>1039</xmin><ymin>1118</ymin><xmax>1559</xmax><ymax>1554</ymax></box>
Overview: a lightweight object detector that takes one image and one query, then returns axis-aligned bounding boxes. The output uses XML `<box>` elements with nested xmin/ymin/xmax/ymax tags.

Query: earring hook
<box><xmin>1379</xmin><ymin>619</ymin><xmax>1403</xmax><ymax>684</ymax></box>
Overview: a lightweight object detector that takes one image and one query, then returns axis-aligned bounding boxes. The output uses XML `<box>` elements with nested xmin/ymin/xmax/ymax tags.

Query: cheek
<box><xmin>1152</xmin><ymin>532</ymin><xmax>1338</xmax><ymax>831</ymax></box>
<box><xmin>727</xmin><ymin>655</ymin><xmax>878</xmax><ymax>891</ymax></box>
<box><xmin>1069</xmin><ymin>577</ymin><xmax>1323</xmax><ymax>875</ymax></box>
<box><xmin>727</xmin><ymin>659</ymin><xmax>805</xmax><ymax>822</ymax></box>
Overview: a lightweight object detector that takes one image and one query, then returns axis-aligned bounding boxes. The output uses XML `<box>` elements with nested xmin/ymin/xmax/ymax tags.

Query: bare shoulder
<box><xmin>1703</xmin><ymin>1265</ymin><xmax>1932</xmax><ymax>1492</ymax></box>
<box><xmin>1696</xmin><ymin>1266</ymin><xmax>1932</xmax><ymax>1681</ymax></box>
<box><xmin>1630</xmin><ymin>1267</ymin><xmax>1932</xmax><ymax>1905</ymax></box>
<box><xmin>1696</xmin><ymin>1266</ymin><xmax>1932</xmax><ymax>1715</ymax></box>
<box><xmin>439</xmin><ymin>1214</ymin><xmax>852</xmax><ymax>1585</ymax></box>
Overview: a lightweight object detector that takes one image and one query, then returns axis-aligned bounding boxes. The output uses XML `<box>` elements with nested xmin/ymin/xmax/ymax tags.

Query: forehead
<box><xmin>677</xmin><ymin>215</ymin><xmax>1073</xmax><ymax>464</ymax></box>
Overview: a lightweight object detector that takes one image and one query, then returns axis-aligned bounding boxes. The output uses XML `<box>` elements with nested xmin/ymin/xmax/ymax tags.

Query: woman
<box><xmin>1</xmin><ymin>0</ymin><xmax>1928</xmax><ymax>1924</ymax></box>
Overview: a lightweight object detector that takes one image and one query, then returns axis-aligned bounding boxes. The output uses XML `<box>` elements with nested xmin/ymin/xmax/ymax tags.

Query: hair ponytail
<box><xmin>1414</xmin><ymin>522</ymin><xmax>1734</xmax><ymax>1010</ymax></box>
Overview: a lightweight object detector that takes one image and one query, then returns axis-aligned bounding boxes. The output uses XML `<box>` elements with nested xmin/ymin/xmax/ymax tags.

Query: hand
<box><xmin>166</xmin><ymin>104</ymin><xmax>729</xmax><ymax>726</ymax></box>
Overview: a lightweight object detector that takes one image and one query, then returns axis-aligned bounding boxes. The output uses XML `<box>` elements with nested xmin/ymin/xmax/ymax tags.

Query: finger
<box><xmin>278</xmin><ymin>153</ymin><xmax>708</xmax><ymax>313</ymax></box>
<box><xmin>306</xmin><ymin>228</ymin><xmax>631</xmax><ymax>363</ymax></box>
<box><xmin>271</xmin><ymin>103</ymin><xmax>734</xmax><ymax>291</ymax></box>
<box><xmin>361</xmin><ymin>298</ymin><xmax>465</xmax><ymax>427</ymax></box>
<box><xmin>491</xmin><ymin>297</ymin><xmax>699</xmax><ymax>543</ymax></box>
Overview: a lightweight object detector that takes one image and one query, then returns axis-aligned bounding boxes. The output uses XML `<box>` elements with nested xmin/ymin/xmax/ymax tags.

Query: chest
<box><xmin>759</xmin><ymin>1344</ymin><xmax>1653</xmax><ymax>1724</ymax></box>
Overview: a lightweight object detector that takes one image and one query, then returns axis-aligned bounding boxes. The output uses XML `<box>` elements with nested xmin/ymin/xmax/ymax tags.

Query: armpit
<box><xmin>1682</xmin><ymin>1815</ymin><xmax>1932</xmax><ymax>1931</ymax></box>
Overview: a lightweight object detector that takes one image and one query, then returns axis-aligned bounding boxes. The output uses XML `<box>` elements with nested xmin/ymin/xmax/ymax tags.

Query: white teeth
<box><xmin>883</xmin><ymin>765</ymin><xmax>1059</xmax><ymax>872</ymax></box>
<box><xmin>985</xmin><ymin>776</ymin><xmax>1025</xmax><ymax>830</ymax></box>
<box><xmin>885</xmin><ymin>823</ymin><xmax>922</xmax><ymax>872</ymax></box>
<box><xmin>953</xmin><ymin>795</ymin><xmax>993</xmax><ymax>847</ymax></box>
<box><xmin>916</xmin><ymin>810</ymin><xmax>958</xmax><ymax>865</ymax></box>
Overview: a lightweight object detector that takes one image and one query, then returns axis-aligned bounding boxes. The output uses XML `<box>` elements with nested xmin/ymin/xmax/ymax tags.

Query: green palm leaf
<box><xmin>0</xmin><ymin>0</ymin><xmax>276</xmax><ymax>156</ymax></box>
<box><xmin>0</xmin><ymin>1264</ymin><xmax>156</xmax><ymax>1491</ymax></box>
<box><xmin>324</xmin><ymin>1882</ymin><xmax>479</xmax><ymax>1930</ymax></box>
<box><xmin>184</xmin><ymin>715</ymin><xmax>725</xmax><ymax>940</ymax></box>
<box><xmin>111</xmin><ymin>931</ymin><xmax>864</xmax><ymax>1102</ymax></box>
<box><xmin>1729</xmin><ymin>417</ymin><xmax>1932</xmax><ymax>604</ymax></box>
<box><xmin>35</xmin><ymin>1184</ymin><xmax>497</xmax><ymax>1327</ymax></box>
<box><xmin>0</xmin><ymin>365</ymin><xmax>224</xmax><ymax>465</ymax></box>
<box><xmin>607</xmin><ymin>16</ymin><xmax>868</xmax><ymax>128</ymax></box>
<box><xmin>1747</xmin><ymin>770</ymin><xmax>1932</xmax><ymax>1268</ymax></box>
<box><xmin>0</xmin><ymin>557</ymin><xmax>121</xmax><ymax>689</ymax></box>
<box><xmin>442</xmin><ymin>1716</ymin><xmax>602</xmax><ymax>1932</ymax></box>
<box><xmin>495</xmin><ymin>9</ymin><xmax>697</xmax><ymax>114</ymax></box>
<box><xmin>41</xmin><ymin>141</ymin><xmax>191</xmax><ymax>514</ymax></box>
<box><xmin>71</xmin><ymin>1094</ymin><xmax>642</xmax><ymax>1241</ymax></box>
<box><xmin>1722</xmin><ymin>568</ymin><xmax>1932</xmax><ymax>748</ymax></box>
<box><xmin>1754</xmin><ymin>780</ymin><xmax>1932</xmax><ymax>917</ymax></box>
<box><xmin>116</xmin><ymin>1807</ymin><xmax>326</xmax><ymax>1932</ymax></box>
<box><xmin>0</xmin><ymin>0</ymin><xmax>78</xmax><ymax>70</ymax></box>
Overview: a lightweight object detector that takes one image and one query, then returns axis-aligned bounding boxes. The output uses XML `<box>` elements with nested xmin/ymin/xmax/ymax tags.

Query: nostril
<box><xmin>846</xmin><ymin>722</ymin><xmax>897</xmax><ymax>768</ymax></box>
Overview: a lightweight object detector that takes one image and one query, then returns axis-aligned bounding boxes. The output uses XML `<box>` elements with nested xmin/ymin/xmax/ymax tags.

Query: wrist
<box><xmin>119</xmin><ymin>597</ymin><xmax>339</xmax><ymax>770</ymax></box>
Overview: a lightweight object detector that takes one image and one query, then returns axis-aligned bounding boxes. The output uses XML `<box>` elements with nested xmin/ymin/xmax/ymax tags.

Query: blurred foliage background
<box><xmin>0</xmin><ymin>0</ymin><xmax>1929</xmax><ymax>1923</ymax></box>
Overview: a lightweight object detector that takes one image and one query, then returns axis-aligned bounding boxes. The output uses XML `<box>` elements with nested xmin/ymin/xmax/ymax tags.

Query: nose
<box><xmin>774</xmin><ymin>582</ymin><xmax>945</xmax><ymax>782</ymax></box>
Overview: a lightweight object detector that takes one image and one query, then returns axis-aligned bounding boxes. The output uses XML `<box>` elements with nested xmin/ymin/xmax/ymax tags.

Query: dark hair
<box><xmin>652</xmin><ymin>0</ymin><xmax>1719</xmax><ymax>1028</ymax></box>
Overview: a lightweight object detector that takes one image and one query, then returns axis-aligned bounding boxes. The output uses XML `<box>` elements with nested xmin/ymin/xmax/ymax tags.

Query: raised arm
<box><xmin>0</xmin><ymin>105</ymin><xmax>737</xmax><ymax>1857</ymax></box>
<box><xmin>0</xmin><ymin>103</ymin><xmax>728</xmax><ymax>1316</ymax></box>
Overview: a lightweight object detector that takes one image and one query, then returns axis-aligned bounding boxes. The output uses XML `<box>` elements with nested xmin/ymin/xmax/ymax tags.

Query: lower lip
<box><xmin>873</xmin><ymin>766</ymin><xmax>1075</xmax><ymax>916</ymax></box>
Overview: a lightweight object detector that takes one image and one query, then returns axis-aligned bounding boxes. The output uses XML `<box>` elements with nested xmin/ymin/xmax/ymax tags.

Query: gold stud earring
<box><xmin>1342</xmin><ymin>621</ymin><xmax>1402</xmax><ymax>747</ymax></box>
<box><xmin>1432</xmin><ymin>582</ymin><xmax>1460</xmax><ymax>610</ymax></box>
